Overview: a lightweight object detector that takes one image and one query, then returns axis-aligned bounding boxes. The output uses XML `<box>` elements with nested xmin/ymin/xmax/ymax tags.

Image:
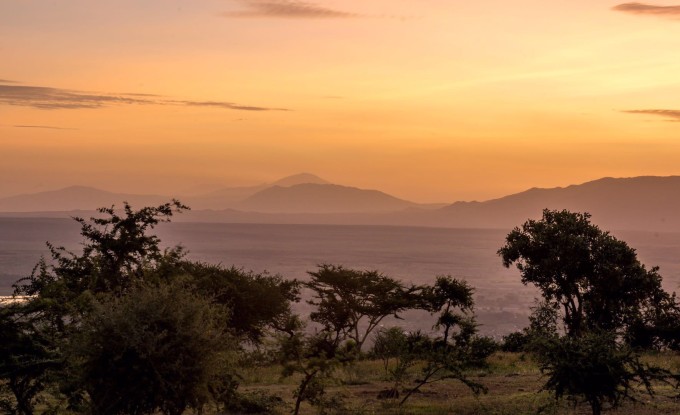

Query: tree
<box><xmin>498</xmin><ymin>209</ymin><xmax>669</xmax><ymax>338</ymax></box>
<box><xmin>305</xmin><ymin>264</ymin><xmax>420</xmax><ymax>352</ymax></box>
<box><xmin>499</xmin><ymin>210</ymin><xmax>679</xmax><ymax>414</ymax></box>
<box><xmin>14</xmin><ymin>200</ymin><xmax>188</xmax><ymax>330</ymax></box>
<box><xmin>277</xmin><ymin>317</ymin><xmax>355</xmax><ymax>415</ymax></box>
<box><xmin>69</xmin><ymin>281</ymin><xmax>236</xmax><ymax>415</ymax></box>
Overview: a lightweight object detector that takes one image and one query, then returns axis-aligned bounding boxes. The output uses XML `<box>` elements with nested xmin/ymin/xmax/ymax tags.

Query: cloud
<box><xmin>0</xmin><ymin>82</ymin><xmax>288</xmax><ymax>111</ymax></box>
<box><xmin>223</xmin><ymin>0</ymin><xmax>359</xmax><ymax>18</ymax></box>
<box><xmin>0</xmin><ymin>84</ymin><xmax>151</xmax><ymax>110</ymax></box>
<box><xmin>13</xmin><ymin>125</ymin><xmax>78</xmax><ymax>130</ymax></box>
<box><xmin>171</xmin><ymin>100</ymin><xmax>289</xmax><ymax>111</ymax></box>
<box><xmin>0</xmin><ymin>79</ymin><xmax>18</xmax><ymax>84</ymax></box>
<box><xmin>623</xmin><ymin>109</ymin><xmax>680</xmax><ymax>121</ymax></box>
<box><xmin>613</xmin><ymin>3</ymin><xmax>680</xmax><ymax>16</ymax></box>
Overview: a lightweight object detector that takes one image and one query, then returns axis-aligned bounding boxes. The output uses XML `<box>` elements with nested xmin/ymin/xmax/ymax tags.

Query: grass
<box><xmin>4</xmin><ymin>352</ymin><xmax>678</xmax><ymax>414</ymax></box>
<box><xmin>237</xmin><ymin>352</ymin><xmax>680</xmax><ymax>415</ymax></box>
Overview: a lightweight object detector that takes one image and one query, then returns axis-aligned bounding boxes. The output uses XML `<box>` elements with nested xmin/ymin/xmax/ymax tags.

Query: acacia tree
<box><xmin>15</xmin><ymin>200</ymin><xmax>188</xmax><ymax>330</ymax></box>
<box><xmin>305</xmin><ymin>264</ymin><xmax>420</xmax><ymax>352</ymax></box>
<box><xmin>498</xmin><ymin>209</ymin><xmax>668</xmax><ymax>338</ymax></box>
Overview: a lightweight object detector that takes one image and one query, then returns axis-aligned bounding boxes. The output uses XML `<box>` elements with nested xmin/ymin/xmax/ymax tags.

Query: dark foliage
<box><xmin>498</xmin><ymin>209</ymin><xmax>671</xmax><ymax>339</ymax></box>
<box><xmin>306</xmin><ymin>264</ymin><xmax>420</xmax><ymax>352</ymax></box>
<box><xmin>69</xmin><ymin>282</ymin><xmax>235</xmax><ymax>415</ymax></box>
<box><xmin>0</xmin><ymin>303</ymin><xmax>60</xmax><ymax>415</ymax></box>
<box><xmin>535</xmin><ymin>331</ymin><xmax>675</xmax><ymax>415</ymax></box>
<box><xmin>168</xmin><ymin>262</ymin><xmax>300</xmax><ymax>344</ymax></box>
<box><xmin>399</xmin><ymin>276</ymin><xmax>489</xmax><ymax>405</ymax></box>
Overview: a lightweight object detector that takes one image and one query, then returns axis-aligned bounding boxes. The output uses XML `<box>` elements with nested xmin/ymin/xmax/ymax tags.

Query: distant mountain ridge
<box><xmin>0</xmin><ymin>174</ymin><xmax>423</xmax><ymax>214</ymax></box>
<box><xmin>3</xmin><ymin>175</ymin><xmax>680</xmax><ymax>232</ymax></box>
<box><xmin>0</xmin><ymin>186</ymin><xmax>169</xmax><ymax>212</ymax></box>
<box><xmin>237</xmin><ymin>183</ymin><xmax>416</xmax><ymax>213</ymax></box>
<box><xmin>439</xmin><ymin>176</ymin><xmax>680</xmax><ymax>230</ymax></box>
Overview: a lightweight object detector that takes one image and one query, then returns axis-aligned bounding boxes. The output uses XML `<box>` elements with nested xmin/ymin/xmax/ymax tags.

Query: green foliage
<box><xmin>69</xmin><ymin>281</ymin><xmax>236</xmax><ymax>415</ymax></box>
<box><xmin>498</xmin><ymin>209</ymin><xmax>671</xmax><ymax>339</ymax></box>
<box><xmin>306</xmin><ymin>264</ymin><xmax>420</xmax><ymax>352</ymax></box>
<box><xmin>535</xmin><ymin>331</ymin><xmax>673</xmax><ymax>415</ymax></box>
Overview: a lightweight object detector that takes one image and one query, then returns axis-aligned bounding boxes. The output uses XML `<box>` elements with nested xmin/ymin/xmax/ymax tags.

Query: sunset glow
<box><xmin>2</xmin><ymin>0</ymin><xmax>680</xmax><ymax>202</ymax></box>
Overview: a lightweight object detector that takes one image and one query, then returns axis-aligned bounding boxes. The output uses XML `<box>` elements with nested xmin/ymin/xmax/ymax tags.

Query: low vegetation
<box><xmin>1</xmin><ymin>203</ymin><xmax>680</xmax><ymax>415</ymax></box>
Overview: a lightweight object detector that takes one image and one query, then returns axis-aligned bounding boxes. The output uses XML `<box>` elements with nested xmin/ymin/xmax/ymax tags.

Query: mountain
<box><xmin>184</xmin><ymin>173</ymin><xmax>330</xmax><ymax>209</ymax></box>
<box><xmin>271</xmin><ymin>173</ymin><xmax>330</xmax><ymax>187</ymax></box>
<box><xmin>236</xmin><ymin>183</ymin><xmax>418</xmax><ymax>213</ymax></box>
<box><xmin>175</xmin><ymin>176</ymin><xmax>680</xmax><ymax>231</ymax></box>
<box><xmin>437</xmin><ymin>176</ymin><xmax>680</xmax><ymax>231</ymax></box>
<box><xmin>0</xmin><ymin>186</ymin><xmax>169</xmax><ymax>212</ymax></box>
<box><xmin>4</xmin><ymin>176</ymin><xmax>680</xmax><ymax>232</ymax></box>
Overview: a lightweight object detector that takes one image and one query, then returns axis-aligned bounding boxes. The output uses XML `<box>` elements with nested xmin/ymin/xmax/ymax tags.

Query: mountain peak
<box><xmin>271</xmin><ymin>173</ymin><xmax>330</xmax><ymax>187</ymax></box>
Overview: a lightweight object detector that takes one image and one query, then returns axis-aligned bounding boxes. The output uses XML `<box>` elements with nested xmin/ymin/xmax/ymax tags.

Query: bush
<box><xmin>69</xmin><ymin>281</ymin><xmax>236</xmax><ymax>415</ymax></box>
<box><xmin>501</xmin><ymin>331</ymin><xmax>530</xmax><ymax>353</ymax></box>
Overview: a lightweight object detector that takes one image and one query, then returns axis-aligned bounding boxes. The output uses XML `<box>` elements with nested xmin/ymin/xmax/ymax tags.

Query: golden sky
<box><xmin>2</xmin><ymin>0</ymin><xmax>680</xmax><ymax>203</ymax></box>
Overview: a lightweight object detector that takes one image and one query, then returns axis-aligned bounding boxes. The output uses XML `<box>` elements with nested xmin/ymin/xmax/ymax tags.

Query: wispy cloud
<box><xmin>170</xmin><ymin>100</ymin><xmax>289</xmax><ymax>111</ymax></box>
<box><xmin>0</xmin><ymin>79</ymin><xmax>18</xmax><ymax>84</ymax></box>
<box><xmin>623</xmin><ymin>109</ymin><xmax>680</xmax><ymax>121</ymax></box>
<box><xmin>13</xmin><ymin>125</ymin><xmax>78</xmax><ymax>130</ymax></box>
<box><xmin>613</xmin><ymin>3</ymin><xmax>680</xmax><ymax>16</ymax></box>
<box><xmin>223</xmin><ymin>0</ymin><xmax>359</xmax><ymax>18</ymax></box>
<box><xmin>0</xmin><ymin>81</ymin><xmax>288</xmax><ymax>111</ymax></box>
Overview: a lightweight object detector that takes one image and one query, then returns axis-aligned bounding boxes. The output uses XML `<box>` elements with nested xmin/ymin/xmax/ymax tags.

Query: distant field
<box><xmin>2</xmin><ymin>218</ymin><xmax>680</xmax><ymax>336</ymax></box>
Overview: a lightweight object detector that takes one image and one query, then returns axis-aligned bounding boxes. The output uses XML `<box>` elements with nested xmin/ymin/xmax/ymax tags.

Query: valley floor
<box><xmin>237</xmin><ymin>352</ymin><xmax>680</xmax><ymax>415</ymax></box>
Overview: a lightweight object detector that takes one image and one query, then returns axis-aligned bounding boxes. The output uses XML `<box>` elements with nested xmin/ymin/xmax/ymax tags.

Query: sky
<box><xmin>2</xmin><ymin>0</ymin><xmax>680</xmax><ymax>203</ymax></box>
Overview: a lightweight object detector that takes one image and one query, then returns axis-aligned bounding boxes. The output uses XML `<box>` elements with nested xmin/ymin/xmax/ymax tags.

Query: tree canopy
<box><xmin>306</xmin><ymin>264</ymin><xmax>420</xmax><ymax>351</ymax></box>
<box><xmin>498</xmin><ymin>209</ymin><xmax>667</xmax><ymax>338</ymax></box>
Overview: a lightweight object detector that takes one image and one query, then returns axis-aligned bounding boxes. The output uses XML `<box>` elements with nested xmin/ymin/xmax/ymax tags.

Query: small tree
<box><xmin>399</xmin><ymin>276</ymin><xmax>489</xmax><ymax>405</ymax></box>
<box><xmin>277</xmin><ymin>317</ymin><xmax>355</xmax><ymax>415</ymax></box>
<box><xmin>306</xmin><ymin>264</ymin><xmax>419</xmax><ymax>352</ymax></box>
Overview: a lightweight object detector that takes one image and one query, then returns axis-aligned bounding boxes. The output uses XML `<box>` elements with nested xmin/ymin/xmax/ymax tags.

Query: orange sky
<box><xmin>2</xmin><ymin>0</ymin><xmax>680</xmax><ymax>203</ymax></box>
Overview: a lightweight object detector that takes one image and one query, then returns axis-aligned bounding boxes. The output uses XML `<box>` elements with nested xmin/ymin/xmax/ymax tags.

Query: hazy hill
<box><xmin>236</xmin><ymin>183</ymin><xmax>418</xmax><ymax>213</ymax></box>
<box><xmin>0</xmin><ymin>186</ymin><xmax>169</xmax><ymax>212</ymax></box>
<box><xmin>4</xmin><ymin>176</ymin><xmax>680</xmax><ymax>232</ymax></box>
<box><xmin>437</xmin><ymin>176</ymin><xmax>680</xmax><ymax>231</ymax></box>
<box><xmin>185</xmin><ymin>173</ymin><xmax>330</xmax><ymax>209</ymax></box>
<box><xmin>271</xmin><ymin>173</ymin><xmax>330</xmax><ymax>187</ymax></box>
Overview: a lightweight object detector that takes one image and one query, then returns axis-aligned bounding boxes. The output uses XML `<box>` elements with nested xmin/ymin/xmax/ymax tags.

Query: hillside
<box><xmin>0</xmin><ymin>186</ymin><xmax>169</xmax><ymax>212</ymax></box>
<box><xmin>437</xmin><ymin>176</ymin><xmax>680</xmax><ymax>231</ymax></box>
<box><xmin>236</xmin><ymin>183</ymin><xmax>418</xmax><ymax>213</ymax></box>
